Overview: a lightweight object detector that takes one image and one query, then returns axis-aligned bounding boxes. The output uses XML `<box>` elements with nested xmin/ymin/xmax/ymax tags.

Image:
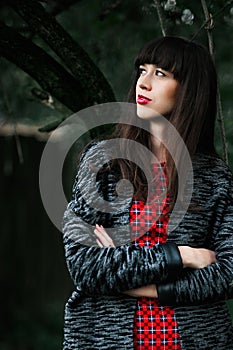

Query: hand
<box><xmin>94</xmin><ymin>226</ymin><xmax>158</xmax><ymax>298</ymax></box>
<box><xmin>94</xmin><ymin>224</ymin><xmax>116</xmax><ymax>248</ymax></box>
<box><xmin>94</xmin><ymin>224</ymin><xmax>216</xmax><ymax>269</ymax></box>
<box><xmin>123</xmin><ymin>284</ymin><xmax>158</xmax><ymax>298</ymax></box>
<box><xmin>178</xmin><ymin>246</ymin><xmax>216</xmax><ymax>269</ymax></box>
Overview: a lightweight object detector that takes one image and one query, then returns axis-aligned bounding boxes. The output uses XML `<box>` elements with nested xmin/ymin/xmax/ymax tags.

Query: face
<box><xmin>136</xmin><ymin>64</ymin><xmax>179</xmax><ymax>119</ymax></box>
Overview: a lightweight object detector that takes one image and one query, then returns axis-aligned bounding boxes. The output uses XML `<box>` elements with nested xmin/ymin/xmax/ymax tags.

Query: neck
<box><xmin>150</xmin><ymin>119</ymin><xmax>166</xmax><ymax>163</ymax></box>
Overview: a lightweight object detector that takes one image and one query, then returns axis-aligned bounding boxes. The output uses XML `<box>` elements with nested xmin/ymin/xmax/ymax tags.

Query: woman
<box><xmin>63</xmin><ymin>37</ymin><xmax>233</xmax><ymax>349</ymax></box>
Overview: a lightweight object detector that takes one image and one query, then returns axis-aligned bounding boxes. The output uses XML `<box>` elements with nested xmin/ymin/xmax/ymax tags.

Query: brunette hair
<box><xmin>114</xmin><ymin>36</ymin><xmax>218</xmax><ymax>207</ymax></box>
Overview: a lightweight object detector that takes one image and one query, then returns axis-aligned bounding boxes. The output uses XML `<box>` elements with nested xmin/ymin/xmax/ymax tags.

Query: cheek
<box><xmin>165</xmin><ymin>81</ymin><xmax>179</xmax><ymax>100</ymax></box>
<box><xmin>135</xmin><ymin>83</ymin><xmax>140</xmax><ymax>101</ymax></box>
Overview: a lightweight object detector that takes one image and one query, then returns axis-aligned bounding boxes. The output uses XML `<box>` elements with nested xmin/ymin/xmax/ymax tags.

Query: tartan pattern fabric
<box><xmin>131</xmin><ymin>163</ymin><xmax>181</xmax><ymax>349</ymax></box>
<box><xmin>134</xmin><ymin>298</ymin><xmax>181</xmax><ymax>349</ymax></box>
<box><xmin>130</xmin><ymin>200</ymin><xmax>169</xmax><ymax>244</ymax></box>
<box><xmin>130</xmin><ymin>163</ymin><xmax>169</xmax><ymax>243</ymax></box>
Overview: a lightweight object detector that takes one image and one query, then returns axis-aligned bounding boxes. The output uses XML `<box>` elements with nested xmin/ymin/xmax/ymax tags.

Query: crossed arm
<box><xmin>65</xmin><ymin>144</ymin><xmax>233</xmax><ymax>305</ymax></box>
<box><xmin>94</xmin><ymin>224</ymin><xmax>216</xmax><ymax>299</ymax></box>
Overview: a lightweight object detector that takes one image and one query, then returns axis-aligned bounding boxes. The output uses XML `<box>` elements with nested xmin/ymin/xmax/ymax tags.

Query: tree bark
<box><xmin>0</xmin><ymin>22</ymin><xmax>87</xmax><ymax>112</ymax></box>
<box><xmin>9</xmin><ymin>0</ymin><xmax>115</xmax><ymax>106</ymax></box>
<box><xmin>46</xmin><ymin>0</ymin><xmax>81</xmax><ymax>16</ymax></box>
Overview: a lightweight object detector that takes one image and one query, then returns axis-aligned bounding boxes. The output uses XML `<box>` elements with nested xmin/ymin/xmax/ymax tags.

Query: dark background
<box><xmin>0</xmin><ymin>1</ymin><xmax>233</xmax><ymax>349</ymax></box>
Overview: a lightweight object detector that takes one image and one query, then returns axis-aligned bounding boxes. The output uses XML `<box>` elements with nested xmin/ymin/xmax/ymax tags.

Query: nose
<box><xmin>138</xmin><ymin>75</ymin><xmax>152</xmax><ymax>91</ymax></box>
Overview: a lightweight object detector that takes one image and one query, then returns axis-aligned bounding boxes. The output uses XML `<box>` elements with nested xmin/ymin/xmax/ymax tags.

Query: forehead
<box><xmin>139</xmin><ymin>63</ymin><xmax>172</xmax><ymax>72</ymax></box>
<box><xmin>135</xmin><ymin>40</ymin><xmax>185</xmax><ymax>76</ymax></box>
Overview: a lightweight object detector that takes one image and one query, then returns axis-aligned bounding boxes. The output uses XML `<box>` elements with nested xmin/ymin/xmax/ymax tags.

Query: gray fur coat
<box><xmin>63</xmin><ymin>142</ymin><xmax>233</xmax><ymax>349</ymax></box>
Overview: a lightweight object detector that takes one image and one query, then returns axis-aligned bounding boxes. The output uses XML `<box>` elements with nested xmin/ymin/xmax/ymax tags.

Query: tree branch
<box><xmin>45</xmin><ymin>0</ymin><xmax>81</xmax><ymax>17</ymax></box>
<box><xmin>200</xmin><ymin>0</ymin><xmax>228</xmax><ymax>163</ymax></box>
<box><xmin>9</xmin><ymin>0</ymin><xmax>115</xmax><ymax>106</ymax></box>
<box><xmin>200</xmin><ymin>0</ymin><xmax>214</xmax><ymax>55</ymax></box>
<box><xmin>0</xmin><ymin>22</ymin><xmax>87</xmax><ymax>112</ymax></box>
<box><xmin>216</xmin><ymin>85</ymin><xmax>228</xmax><ymax>163</ymax></box>
<box><xmin>192</xmin><ymin>0</ymin><xmax>233</xmax><ymax>41</ymax></box>
<box><xmin>153</xmin><ymin>0</ymin><xmax>167</xmax><ymax>37</ymax></box>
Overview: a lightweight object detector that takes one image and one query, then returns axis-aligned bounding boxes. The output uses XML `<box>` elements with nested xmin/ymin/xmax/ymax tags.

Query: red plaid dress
<box><xmin>130</xmin><ymin>163</ymin><xmax>181</xmax><ymax>349</ymax></box>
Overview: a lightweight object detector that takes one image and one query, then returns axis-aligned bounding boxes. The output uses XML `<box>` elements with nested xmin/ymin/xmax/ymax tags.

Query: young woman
<box><xmin>63</xmin><ymin>37</ymin><xmax>233</xmax><ymax>349</ymax></box>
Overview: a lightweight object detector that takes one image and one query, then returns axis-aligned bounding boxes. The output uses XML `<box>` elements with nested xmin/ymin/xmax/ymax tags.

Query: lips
<box><xmin>137</xmin><ymin>94</ymin><xmax>152</xmax><ymax>105</ymax></box>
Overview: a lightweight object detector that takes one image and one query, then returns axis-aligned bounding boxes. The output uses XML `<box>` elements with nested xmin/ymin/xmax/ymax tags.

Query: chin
<box><xmin>136</xmin><ymin>104</ymin><xmax>161</xmax><ymax>119</ymax></box>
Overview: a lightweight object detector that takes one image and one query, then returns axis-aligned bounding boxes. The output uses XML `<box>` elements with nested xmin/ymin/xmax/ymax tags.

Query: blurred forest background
<box><xmin>0</xmin><ymin>0</ymin><xmax>232</xmax><ymax>349</ymax></box>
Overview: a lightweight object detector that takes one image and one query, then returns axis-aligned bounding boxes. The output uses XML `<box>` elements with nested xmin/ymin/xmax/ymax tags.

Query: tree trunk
<box><xmin>0</xmin><ymin>22</ymin><xmax>87</xmax><ymax>112</ymax></box>
<box><xmin>10</xmin><ymin>0</ymin><xmax>116</xmax><ymax>106</ymax></box>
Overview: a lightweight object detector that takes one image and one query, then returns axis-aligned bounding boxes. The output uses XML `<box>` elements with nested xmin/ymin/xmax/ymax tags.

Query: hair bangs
<box><xmin>134</xmin><ymin>37</ymin><xmax>190</xmax><ymax>81</ymax></box>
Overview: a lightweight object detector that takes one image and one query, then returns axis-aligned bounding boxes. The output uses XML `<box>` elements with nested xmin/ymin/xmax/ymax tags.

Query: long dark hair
<box><xmin>114</xmin><ymin>36</ymin><xmax>218</xmax><ymax>207</ymax></box>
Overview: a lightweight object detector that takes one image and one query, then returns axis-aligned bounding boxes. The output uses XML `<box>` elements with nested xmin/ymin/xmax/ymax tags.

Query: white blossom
<box><xmin>181</xmin><ymin>8</ymin><xmax>194</xmax><ymax>25</ymax></box>
<box><xmin>163</xmin><ymin>0</ymin><xmax>177</xmax><ymax>12</ymax></box>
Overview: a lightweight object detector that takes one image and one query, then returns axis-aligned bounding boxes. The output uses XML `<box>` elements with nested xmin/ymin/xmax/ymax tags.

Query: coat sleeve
<box><xmin>63</xmin><ymin>142</ymin><xmax>182</xmax><ymax>296</ymax></box>
<box><xmin>63</xmin><ymin>208</ymin><xmax>182</xmax><ymax>296</ymax></box>
<box><xmin>157</xmin><ymin>173</ymin><xmax>233</xmax><ymax>306</ymax></box>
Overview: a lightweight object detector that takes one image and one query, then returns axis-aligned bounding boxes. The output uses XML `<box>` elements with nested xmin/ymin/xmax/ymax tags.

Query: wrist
<box><xmin>157</xmin><ymin>282</ymin><xmax>175</xmax><ymax>306</ymax></box>
<box><xmin>178</xmin><ymin>246</ymin><xmax>194</xmax><ymax>268</ymax></box>
<box><xmin>161</xmin><ymin>242</ymin><xmax>183</xmax><ymax>279</ymax></box>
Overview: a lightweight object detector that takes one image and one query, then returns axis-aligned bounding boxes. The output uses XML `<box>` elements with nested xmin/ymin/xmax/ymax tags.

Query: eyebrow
<box><xmin>139</xmin><ymin>64</ymin><xmax>167</xmax><ymax>72</ymax></box>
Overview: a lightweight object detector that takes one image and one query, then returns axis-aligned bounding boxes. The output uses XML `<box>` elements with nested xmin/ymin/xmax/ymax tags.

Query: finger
<box><xmin>94</xmin><ymin>230</ymin><xmax>115</xmax><ymax>247</ymax></box>
<box><xmin>94</xmin><ymin>229</ymin><xmax>112</xmax><ymax>246</ymax></box>
<box><xmin>96</xmin><ymin>238</ymin><xmax>103</xmax><ymax>248</ymax></box>
<box><xmin>96</xmin><ymin>224</ymin><xmax>107</xmax><ymax>234</ymax></box>
<box><xmin>95</xmin><ymin>225</ymin><xmax>115</xmax><ymax>246</ymax></box>
<box><xmin>96</xmin><ymin>224</ymin><xmax>113</xmax><ymax>243</ymax></box>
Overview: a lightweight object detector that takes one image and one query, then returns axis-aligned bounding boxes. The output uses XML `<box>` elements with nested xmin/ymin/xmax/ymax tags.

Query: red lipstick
<box><xmin>137</xmin><ymin>94</ymin><xmax>152</xmax><ymax>105</ymax></box>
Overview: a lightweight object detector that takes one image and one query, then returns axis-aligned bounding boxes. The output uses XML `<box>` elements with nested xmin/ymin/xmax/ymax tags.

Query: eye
<box><xmin>139</xmin><ymin>67</ymin><xmax>147</xmax><ymax>75</ymax></box>
<box><xmin>155</xmin><ymin>69</ymin><xmax>166</xmax><ymax>77</ymax></box>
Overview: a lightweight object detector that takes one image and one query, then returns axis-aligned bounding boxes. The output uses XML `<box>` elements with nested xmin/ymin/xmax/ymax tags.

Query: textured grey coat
<box><xmin>63</xmin><ymin>142</ymin><xmax>233</xmax><ymax>349</ymax></box>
